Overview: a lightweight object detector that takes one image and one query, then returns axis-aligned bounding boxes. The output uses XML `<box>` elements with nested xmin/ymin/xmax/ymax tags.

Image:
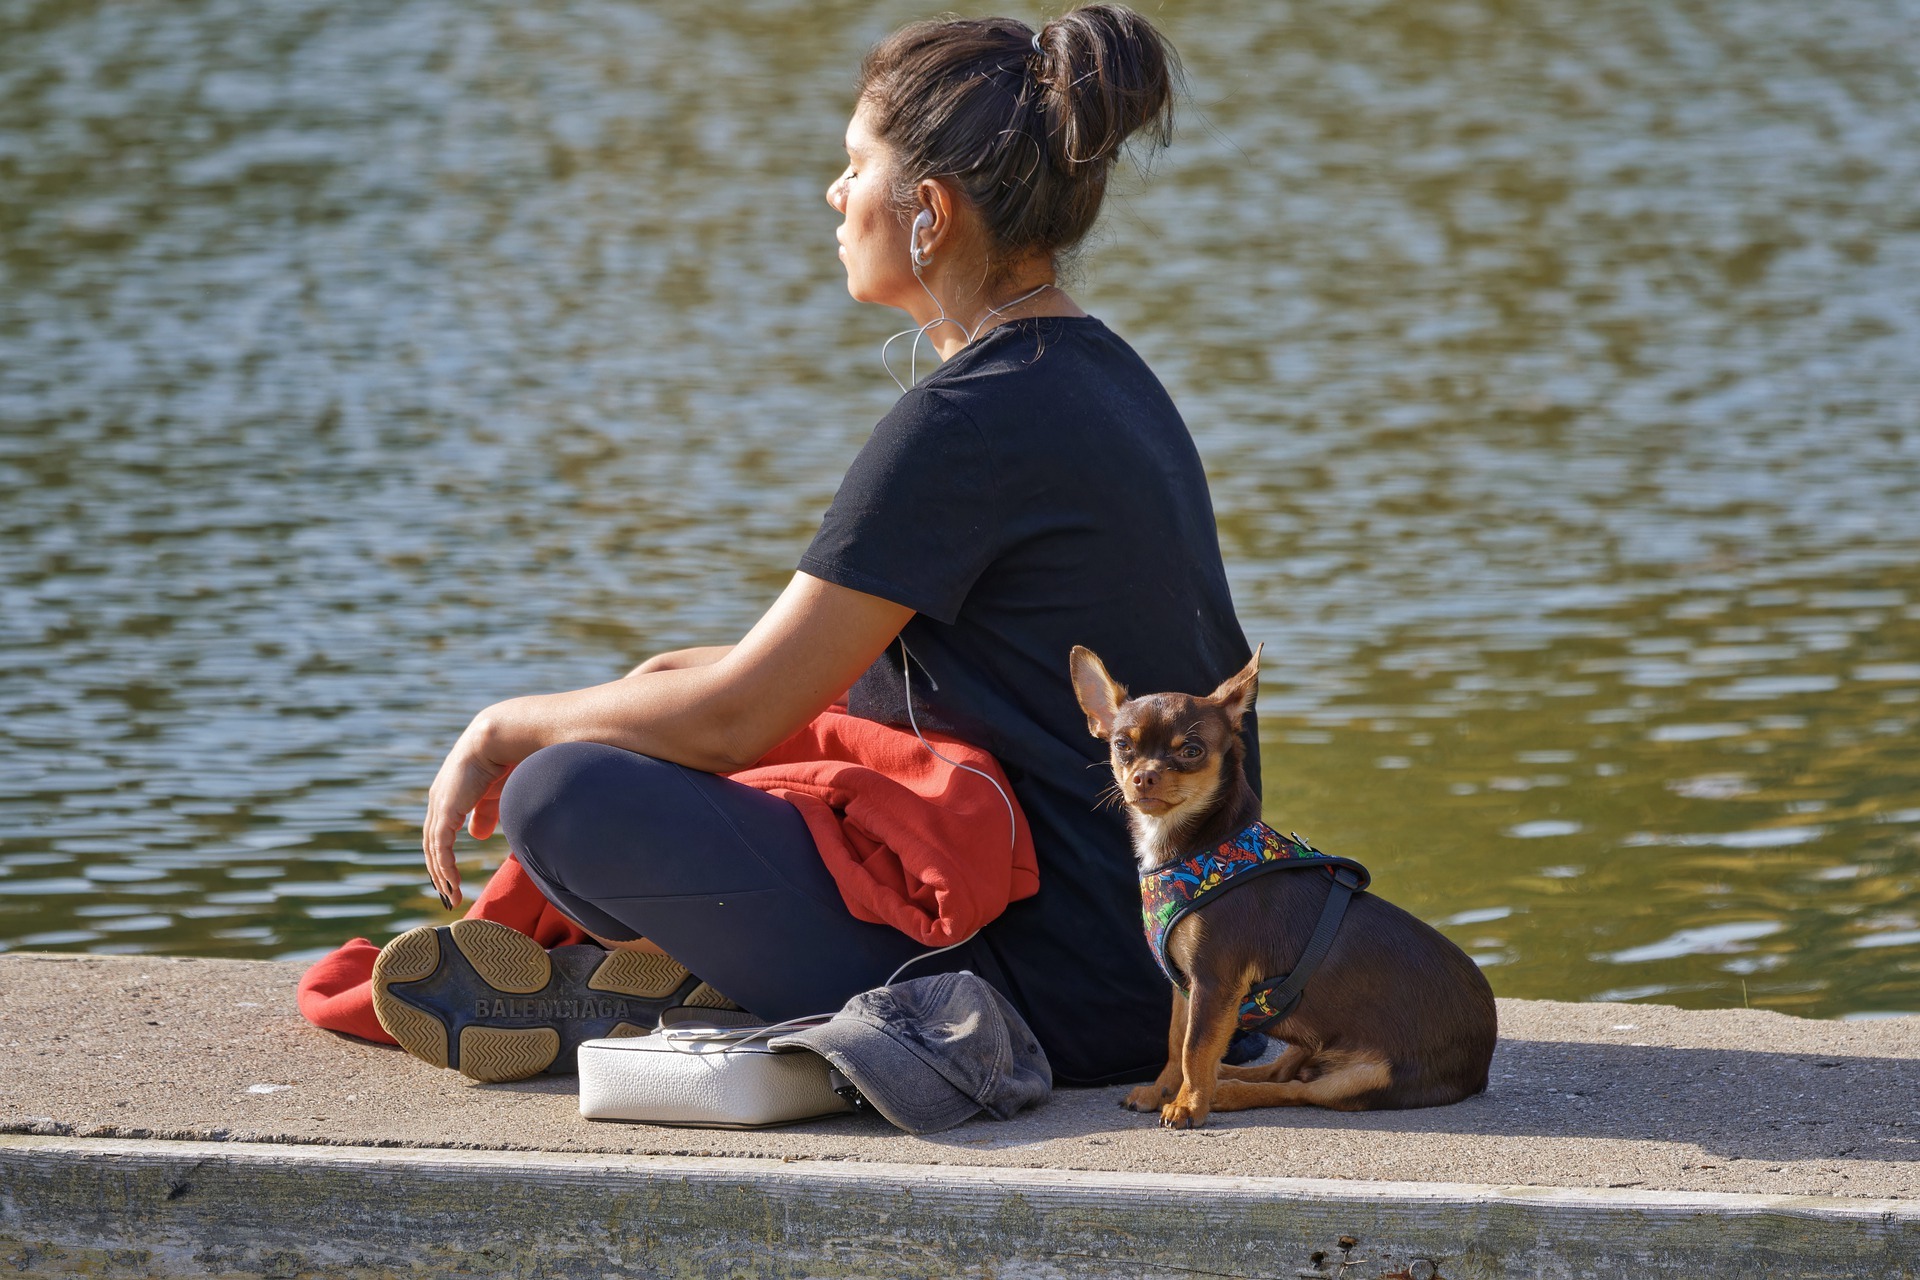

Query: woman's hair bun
<box><xmin>1031</xmin><ymin>5</ymin><xmax>1177</xmax><ymax>176</ymax></box>
<box><xmin>858</xmin><ymin>4</ymin><xmax>1182</xmax><ymax>271</ymax></box>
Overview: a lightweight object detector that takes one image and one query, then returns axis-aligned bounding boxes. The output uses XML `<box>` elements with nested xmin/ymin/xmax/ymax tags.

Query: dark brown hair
<box><xmin>856</xmin><ymin>5</ymin><xmax>1179</xmax><ymax>274</ymax></box>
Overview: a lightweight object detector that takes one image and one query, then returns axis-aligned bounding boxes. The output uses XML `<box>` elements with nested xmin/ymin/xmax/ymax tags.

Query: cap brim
<box><xmin>773</xmin><ymin>1018</ymin><xmax>979</xmax><ymax>1135</ymax></box>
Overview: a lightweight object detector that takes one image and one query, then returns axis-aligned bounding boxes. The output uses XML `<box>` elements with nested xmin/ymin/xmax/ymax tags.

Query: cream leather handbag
<box><xmin>577</xmin><ymin>1017</ymin><xmax>856</xmax><ymax>1129</ymax></box>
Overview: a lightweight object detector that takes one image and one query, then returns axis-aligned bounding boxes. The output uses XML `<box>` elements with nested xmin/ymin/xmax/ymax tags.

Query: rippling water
<box><xmin>3</xmin><ymin>0</ymin><xmax>1917</xmax><ymax>1019</ymax></box>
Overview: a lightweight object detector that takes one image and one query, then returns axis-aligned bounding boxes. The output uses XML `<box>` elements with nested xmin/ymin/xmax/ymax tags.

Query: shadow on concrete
<box><xmin>900</xmin><ymin>1037</ymin><xmax>1920</xmax><ymax>1165</ymax></box>
<box><xmin>483</xmin><ymin>1036</ymin><xmax>1920</xmax><ymax>1165</ymax></box>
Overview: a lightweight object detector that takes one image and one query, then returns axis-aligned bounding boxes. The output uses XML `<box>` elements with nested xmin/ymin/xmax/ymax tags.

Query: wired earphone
<box><xmin>879</xmin><ymin>208</ymin><xmax>1056</xmax><ymax>394</ymax></box>
<box><xmin>910</xmin><ymin>207</ymin><xmax>934</xmax><ymax>267</ymax></box>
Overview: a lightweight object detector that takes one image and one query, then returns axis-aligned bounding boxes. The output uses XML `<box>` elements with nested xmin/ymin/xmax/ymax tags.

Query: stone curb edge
<box><xmin>5</xmin><ymin>1134</ymin><xmax>1916</xmax><ymax>1278</ymax></box>
<box><xmin>4</xmin><ymin>1133</ymin><xmax>1913</xmax><ymax>1221</ymax></box>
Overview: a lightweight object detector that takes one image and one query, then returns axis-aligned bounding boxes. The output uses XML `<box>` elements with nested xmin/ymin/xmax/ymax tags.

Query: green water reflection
<box><xmin>1</xmin><ymin>0</ymin><xmax>1916</xmax><ymax>1019</ymax></box>
<box><xmin>1266</xmin><ymin>572</ymin><xmax>1920</xmax><ymax>1016</ymax></box>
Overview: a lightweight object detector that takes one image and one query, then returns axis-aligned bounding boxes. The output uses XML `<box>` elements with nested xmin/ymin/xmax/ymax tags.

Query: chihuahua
<box><xmin>1070</xmin><ymin>644</ymin><xmax>1497</xmax><ymax>1129</ymax></box>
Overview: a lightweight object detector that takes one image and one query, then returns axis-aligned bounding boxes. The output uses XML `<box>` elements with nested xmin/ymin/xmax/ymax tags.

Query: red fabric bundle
<box><xmin>296</xmin><ymin>708</ymin><xmax>1037</xmax><ymax>1043</ymax></box>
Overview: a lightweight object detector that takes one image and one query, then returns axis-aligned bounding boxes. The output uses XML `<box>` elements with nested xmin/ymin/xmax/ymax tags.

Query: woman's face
<box><xmin>826</xmin><ymin>103</ymin><xmax>916</xmax><ymax>309</ymax></box>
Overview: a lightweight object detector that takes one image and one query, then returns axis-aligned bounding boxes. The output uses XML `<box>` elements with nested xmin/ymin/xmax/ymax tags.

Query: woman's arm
<box><xmin>422</xmin><ymin>572</ymin><xmax>912</xmax><ymax>905</ymax></box>
<box><xmin>625</xmin><ymin>645</ymin><xmax>734</xmax><ymax>677</ymax></box>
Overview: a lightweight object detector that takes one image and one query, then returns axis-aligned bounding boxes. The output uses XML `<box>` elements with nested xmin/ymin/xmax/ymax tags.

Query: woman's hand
<box><xmin>422</xmin><ymin>707</ymin><xmax>524</xmax><ymax>909</ymax></box>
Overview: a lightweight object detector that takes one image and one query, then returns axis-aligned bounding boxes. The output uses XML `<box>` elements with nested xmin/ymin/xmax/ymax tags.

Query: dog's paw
<box><xmin>1122</xmin><ymin>1084</ymin><xmax>1170</xmax><ymax>1112</ymax></box>
<box><xmin>1160</xmin><ymin>1097</ymin><xmax>1209</xmax><ymax>1129</ymax></box>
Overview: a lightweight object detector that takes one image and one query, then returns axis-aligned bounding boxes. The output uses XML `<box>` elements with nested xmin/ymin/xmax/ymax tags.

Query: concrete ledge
<box><xmin>8</xmin><ymin>954</ymin><xmax>1920</xmax><ymax>1276</ymax></box>
<box><xmin>6</xmin><ymin>1135</ymin><xmax>1917</xmax><ymax>1279</ymax></box>
<box><xmin>9</xmin><ymin>954</ymin><xmax>1920</xmax><ymax>1198</ymax></box>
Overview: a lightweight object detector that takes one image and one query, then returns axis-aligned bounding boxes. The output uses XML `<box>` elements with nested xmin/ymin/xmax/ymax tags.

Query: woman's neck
<box><xmin>913</xmin><ymin>272</ymin><xmax>1087</xmax><ymax>361</ymax></box>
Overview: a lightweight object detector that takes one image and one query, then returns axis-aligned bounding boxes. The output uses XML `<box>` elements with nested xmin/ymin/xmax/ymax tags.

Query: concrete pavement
<box><xmin>4</xmin><ymin>951</ymin><xmax>1919</xmax><ymax>1276</ymax></box>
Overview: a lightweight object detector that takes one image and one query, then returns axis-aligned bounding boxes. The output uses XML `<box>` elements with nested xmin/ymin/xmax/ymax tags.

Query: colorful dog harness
<box><xmin>1140</xmin><ymin>821</ymin><xmax>1370</xmax><ymax>1032</ymax></box>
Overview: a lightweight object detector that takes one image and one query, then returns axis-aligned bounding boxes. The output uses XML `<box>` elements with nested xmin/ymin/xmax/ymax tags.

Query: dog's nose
<box><xmin>1131</xmin><ymin>767</ymin><xmax>1159</xmax><ymax>791</ymax></box>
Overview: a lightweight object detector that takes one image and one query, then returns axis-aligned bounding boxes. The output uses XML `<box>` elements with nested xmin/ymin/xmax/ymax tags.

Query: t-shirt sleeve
<box><xmin>798</xmin><ymin>387</ymin><xmax>1000</xmax><ymax>624</ymax></box>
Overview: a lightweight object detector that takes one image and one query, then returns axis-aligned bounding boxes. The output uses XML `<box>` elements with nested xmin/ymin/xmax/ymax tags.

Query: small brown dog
<box><xmin>1070</xmin><ymin>644</ymin><xmax>1497</xmax><ymax>1129</ymax></box>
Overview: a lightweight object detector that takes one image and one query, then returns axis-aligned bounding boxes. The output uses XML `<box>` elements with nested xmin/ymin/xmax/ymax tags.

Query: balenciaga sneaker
<box><xmin>371</xmin><ymin>918</ymin><xmax>737</xmax><ymax>1082</ymax></box>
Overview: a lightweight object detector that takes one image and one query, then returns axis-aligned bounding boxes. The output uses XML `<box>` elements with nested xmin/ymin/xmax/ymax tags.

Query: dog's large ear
<box><xmin>1208</xmin><ymin>643</ymin><xmax>1262</xmax><ymax>727</ymax></box>
<box><xmin>1069</xmin><ymin>645</ymin><xmax>1128</xmax><ymax>740</ymax></box>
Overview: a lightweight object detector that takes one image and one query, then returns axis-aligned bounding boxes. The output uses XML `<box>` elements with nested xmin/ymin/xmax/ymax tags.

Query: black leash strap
<box><xmin>1245</xmin><ymin>865</ymin><xmax>1364</xmax><ymax>1029</ymax></box>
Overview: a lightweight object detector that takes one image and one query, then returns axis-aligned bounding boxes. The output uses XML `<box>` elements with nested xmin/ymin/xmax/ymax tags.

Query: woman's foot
<box><xmin>371</xmin><ymin>918</ymin><xmax>737</xmax><ymax>1082</ymax></box>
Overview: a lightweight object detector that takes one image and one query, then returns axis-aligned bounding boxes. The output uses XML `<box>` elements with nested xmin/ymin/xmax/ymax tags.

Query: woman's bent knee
<box><xmin>499</xmin><ymin>741</ymin><xmax>677</xmax><ymax>886</ymax></box>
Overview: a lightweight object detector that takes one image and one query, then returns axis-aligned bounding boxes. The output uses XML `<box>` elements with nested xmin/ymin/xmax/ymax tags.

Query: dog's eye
<box><xmin>1179</xmin><ymin>742</ymin><xmax>1205</xmax><ymax>760</ymax></box>
<box><xmin>1114</xmin><ymin>738</ymin><xmax>1135</xmax><ymax>758</ymax></box>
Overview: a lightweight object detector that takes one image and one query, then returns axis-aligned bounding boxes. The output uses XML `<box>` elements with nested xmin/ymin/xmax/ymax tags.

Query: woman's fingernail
<box><xmin>436</xmin><ymin>890</ymin><xmax>451</xmax><ymax>909</ymax></box>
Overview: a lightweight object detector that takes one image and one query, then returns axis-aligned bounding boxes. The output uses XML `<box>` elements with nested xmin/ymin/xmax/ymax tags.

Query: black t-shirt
<box><xmin>800</xmin><ymin>315</ymin><xmax>1258</xmax><ymax>1085</ymax></box>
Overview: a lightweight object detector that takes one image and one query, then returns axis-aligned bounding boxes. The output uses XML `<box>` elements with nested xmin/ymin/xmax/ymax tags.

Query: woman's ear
<box><xmin>1208</xmin><ymin>643</ymin><xmax>1262</xmax><ymax>727</ymax></box>
<box><xmin>1069</xmin><ymin>645</ymin><xmax>1127</xmax><ymax>739</ymax></box>
<box><xmin>912</xmin><ymin>178</ymin><xmax>963</xmax><ymax>262</ymax></box>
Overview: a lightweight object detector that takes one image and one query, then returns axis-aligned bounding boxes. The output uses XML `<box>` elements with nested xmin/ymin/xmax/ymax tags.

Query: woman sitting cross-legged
<box><xmin>382</xmin><ymin>4</ymin><xmax>1260</xmax><ymax>1088</ymax></box>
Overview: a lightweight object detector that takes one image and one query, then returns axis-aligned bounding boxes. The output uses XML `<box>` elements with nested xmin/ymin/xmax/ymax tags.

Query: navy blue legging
<box><xmin>497</xmin><ymin>741</ymin><xmax>986</xmax><ymax>1023</ymax></box>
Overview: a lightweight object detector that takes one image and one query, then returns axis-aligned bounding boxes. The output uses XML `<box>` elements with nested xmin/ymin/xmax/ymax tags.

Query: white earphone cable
<box><xmin>880</xmin><ymin>215</ymin><xmax>1054</xmax><ymax>394</ymax></box>
<box><xmin>896</xmin><ymin>637</ymin><xmax>1019</xmax><ymax>855</ymax></box>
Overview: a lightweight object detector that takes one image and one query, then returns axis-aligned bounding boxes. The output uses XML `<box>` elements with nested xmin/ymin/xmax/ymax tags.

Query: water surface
<box><xmin>3</xmin><ymin>0</ymin><xmax>1917</xmax><ymax>1018</ymax></box>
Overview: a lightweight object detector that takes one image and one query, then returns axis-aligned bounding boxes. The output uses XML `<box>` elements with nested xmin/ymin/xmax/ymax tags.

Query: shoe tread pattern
<box><xmin>371</xmin><ymin>927</ymin><xmax>450</xmax><ymax>1069</ymax></box>
<box><xmin>588</xmin><ymin>950</ymin><xmax>692</xmax><ymax>999</ymax></box>
<box><xmin>373</xmin><ymin>922</ymin><xmax>722</xmax><ymax>1082</ymax></box>
<box><xmin>459</xmin><ymin>1025</ymin><xmax>560</xmax><ymax>1083</ymax></box>
<box><xmin>684</xmin><ymin>981</ymin><xmax>741</xmax><ymax>1010</ymax></box>
<box><xmin>375</xmin><ymin>995</ymin><xmax>451</xmax><ymax>1071</ymax></box>
<box><xmin>374</xmin><ymin>925</ymin><xmax>441</xmax><ymax>983</ymax></box>
<box><xmin>449</xmin><ymin>918</ymin><xmax>550</xmax><ymax>994</ymax></box>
